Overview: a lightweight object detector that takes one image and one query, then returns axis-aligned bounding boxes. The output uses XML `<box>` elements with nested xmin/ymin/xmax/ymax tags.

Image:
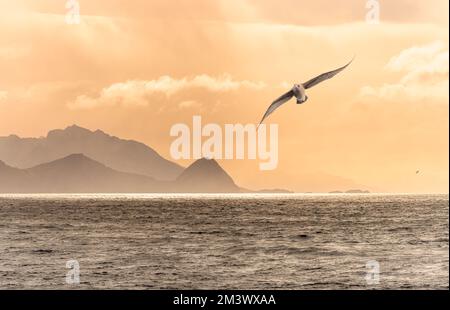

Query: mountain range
<box><xmin>0</xmin><ymin>125</ymin><xmax>182</xmax><ymax>181</ymax></box>
<box><xmin>0</xmin><ymin>125</ymin><xmax>373</xmax><ymax>194</ymax></box>
<box><xmin>0</xmin><ymin>125</ymin><xmax>244</xmax><ymax>193</ymax></box>
<box><xmin>0</xmin><ymin>153</ymin><xmax>241</xmax><ymax>193</ymax></box>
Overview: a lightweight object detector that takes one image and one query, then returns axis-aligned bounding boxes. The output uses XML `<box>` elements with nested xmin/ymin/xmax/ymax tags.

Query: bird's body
<box><xmin>257</xmin><ymin>58</ymin><xmax>354</xmax><ymax>128</ymax></box>
<box><xmin>293</xmin><ymin>84</ymin><xmax>308</xmax><ymax>104</ymax></box>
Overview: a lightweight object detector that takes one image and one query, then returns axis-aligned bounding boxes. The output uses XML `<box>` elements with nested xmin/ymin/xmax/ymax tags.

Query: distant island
<box><xmin>329</xmin><ymin>189</ymin><xmax>371</xmax><ymax>194</ymax></box>
<box><xmin>256</xmin><ymin>189</ymin><xmax>294</xmax><ymax>194</ymax></box>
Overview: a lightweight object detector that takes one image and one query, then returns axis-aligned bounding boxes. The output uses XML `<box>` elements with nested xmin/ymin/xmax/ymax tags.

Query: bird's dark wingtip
<box><xmin>348</xmin><ymin>55</ymin><xmax>356</xmax><ymax>66</ymax></box>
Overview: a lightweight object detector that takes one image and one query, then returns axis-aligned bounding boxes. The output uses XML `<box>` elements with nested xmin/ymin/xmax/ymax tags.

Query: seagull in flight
<box><xmin>258</xmin><ymin>58</ymin><xmax>354</xmax><ymax>128</ymax></box>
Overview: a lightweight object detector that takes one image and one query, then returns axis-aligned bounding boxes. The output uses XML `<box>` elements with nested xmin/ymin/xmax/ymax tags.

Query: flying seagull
<box><xmin>258</xmin><ymin>58</ymin><xmax>354</xmax><ymax>128</ymax></box>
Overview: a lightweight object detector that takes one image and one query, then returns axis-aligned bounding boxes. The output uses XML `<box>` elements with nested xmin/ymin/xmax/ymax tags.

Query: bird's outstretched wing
<box><xmin>258</xmin><ymin>89</ymin><xmax>294</xmax><ymax>128</ymax></box>
<box><xmin>302</xmin><ymin>58</ymin><xmax>353</xmax><ymax>90</ymax></box>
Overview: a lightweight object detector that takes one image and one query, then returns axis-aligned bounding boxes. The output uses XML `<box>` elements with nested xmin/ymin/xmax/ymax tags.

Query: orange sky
<box><xmin>0</xmin><ymin>0</ymin><xmax>448</xmax><ymax>193</ymax></box>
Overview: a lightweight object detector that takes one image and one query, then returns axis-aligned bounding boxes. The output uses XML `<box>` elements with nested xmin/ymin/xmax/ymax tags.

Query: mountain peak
<box><xmin>62</xmin><ymin>153</ymin><xmax>89</xmax><ymax>161</ymax></box>
<box><xmin>176</xmin><ymin>158</ymin><xmax>239</xmax><ymax>192</ymax></box>
<box><xmin>180</xmin><ymin>158</ymin><xmax>223</xmax><ymax>174</ymax></box>
<box><xmin>67</xmin><ymin>124</ymin><xmax>85</xmax><ymax>130</ymax></box>
<box><xmin>35</xmin><ymin>153</ymin><xmax>100</xmax><ymax>166</ymax></box>
<box><xmin>64</xmin><ymin>124</ymin><xmax>93</xmax><ymax>134</ymax></box>
<box><xmin>47</xmin><ymin>124</ymin><xmax>92</xmax><ymax>139</ymax></box>
<box><xmin>190</xmin><ymin>157</ymin><xmax>219</xmax><ymax>166</ymax></box>
<box><xmin>3</xmin><ymin>153</ymin><xmax>159</xmax><ymax>193</ymax></box>
<box><xmin>29</xmin><ymin>153</ymin><xmax>112</xmax><ymax>178</ymax></box>
<box><xmin>5</xmin><ymin>134</ymin><xmax>20</xmax><ymax>140</ymax></box>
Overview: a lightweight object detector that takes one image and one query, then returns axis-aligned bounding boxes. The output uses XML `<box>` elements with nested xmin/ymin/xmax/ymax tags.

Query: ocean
<box><xmin>0</xmin><ymin>194</ymin><xmax>448</xmax><ymax>289</ymax></box>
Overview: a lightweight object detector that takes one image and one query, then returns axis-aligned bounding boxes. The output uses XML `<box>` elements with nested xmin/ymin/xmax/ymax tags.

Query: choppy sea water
<box><xmin>0</xmin><ymin>194</ymin><xmax>448</xmax><ymax>290</ymax></box>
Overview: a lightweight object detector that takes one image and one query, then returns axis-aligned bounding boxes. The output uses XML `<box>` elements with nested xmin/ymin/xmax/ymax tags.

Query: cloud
<box><xmin>67</xmin><ymin>74</ymin><xmax>266</xmax><ymax>109</ymax></box>
<box><xmin>0</xmin><ymin>82</ymin><xmax>87</xmax><ymax>107</ymax></box>
<box><xmin>178</xmin><ymin>100</ymin><xmax>201</xmax><ymax>109</ymax></box>
<box><xmin>386</xmin><ymin>41</ymin><xmax>448</xmax><ymax>72</ymax></box>
<box><xmin>360</xmin><ymin>41</ymin><xmax>449</xmax><ymax>102</ymax></box>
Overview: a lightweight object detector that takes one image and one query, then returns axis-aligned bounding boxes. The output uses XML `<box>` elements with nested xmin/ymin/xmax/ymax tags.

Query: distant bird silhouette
<box><xmin>258</xmin><ymin>58</ymin><xmax>354</xmax><ymax>128</ymax></box>
<box><xmin>416</xmin><ymin>170</ymin><xmax>420</xmax><ymax>174</ymax></box>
